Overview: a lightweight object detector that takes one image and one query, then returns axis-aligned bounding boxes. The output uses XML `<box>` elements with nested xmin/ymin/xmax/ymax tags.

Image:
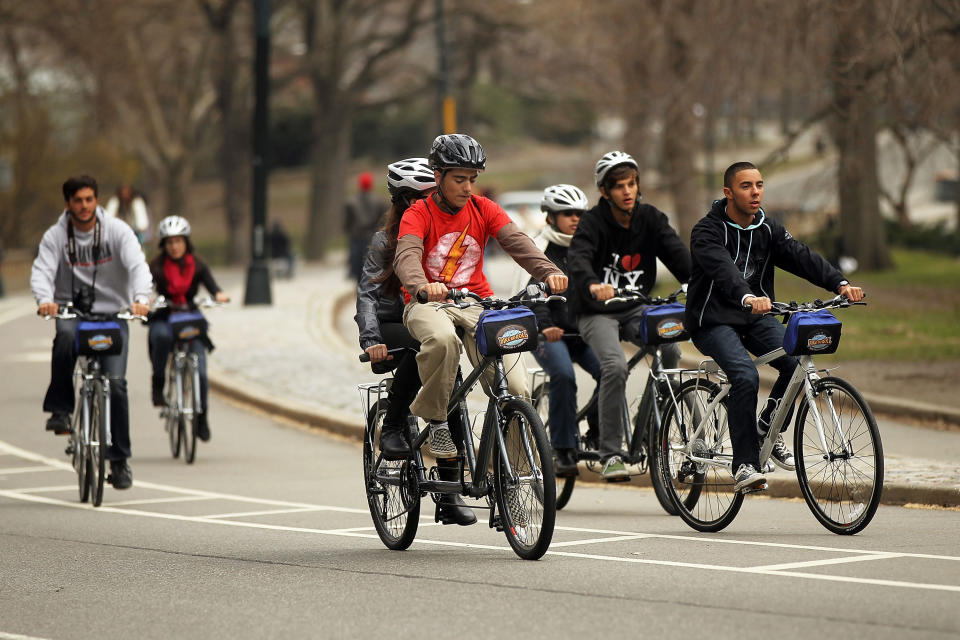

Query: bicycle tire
<box><xmin>494</xmin><ymin>398</ymin><xmax>556</xmax><ymax>560</ymax></box>
<box><xmin>532</xmin><ymin>382</ymin><xmax>575</xmax><ymax>511</ymax></box>
<box><xmin>181</xmin><ymin>361</ymin><xmax>198</xmax><ymax>465</ymax></box>
<box><xmin>794</xmin><ymin>376</ymin><xmax>883</xmax><ymax>535</ymax></box>
<box><xmin>89</xmin><ymin>378</ymin><xmax>107</xmax><ymax>507</ymax></box>
<box><xmin>363</xmin><ymin>398</ymin><xmax>419</xmax><ymax>550</ymax></box>
<box><xmin>166</xmin><ymin>363</ymin><xmax>181</xmax><ymax>458</ymax></box>
<box><xmin>658</xmin><ymin>379</ymin><xmax>743</xmax><ymax>532</ymax></box>
<box><xmin>634</xmin><ymin>381</ymin><xmax>680</xmax><ymax>516</ymax></box>
<box><xmin>75</xmin><ymin>400</ymin><xmax>89</xmax><ymax>504</ymax></box>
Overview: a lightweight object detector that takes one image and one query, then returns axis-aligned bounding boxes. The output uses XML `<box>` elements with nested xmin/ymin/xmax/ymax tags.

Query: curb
<box><xmin>207</xmin><ymin>288</ymin><xmax>959</xmax><ymax>509</ymax></box>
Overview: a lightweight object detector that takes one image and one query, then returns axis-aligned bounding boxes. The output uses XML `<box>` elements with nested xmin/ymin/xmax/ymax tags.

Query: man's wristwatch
<box><xmin>836</xmin><ymin>280</ymin><xmax>849</xmax><ymax>293</ymax></box>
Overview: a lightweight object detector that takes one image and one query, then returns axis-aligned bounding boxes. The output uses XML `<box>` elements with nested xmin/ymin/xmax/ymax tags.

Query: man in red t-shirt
<box><xmin>394</xmin><ymin>134</ymin><xmax>567</xmax><ymax>461</ymax></box>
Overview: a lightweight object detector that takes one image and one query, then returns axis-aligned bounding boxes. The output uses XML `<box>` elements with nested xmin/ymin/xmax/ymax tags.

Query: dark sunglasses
<box><xmin>554</xmin><ymin>210</ymin><xmax>583</xmax><ymax>217</ymax></box>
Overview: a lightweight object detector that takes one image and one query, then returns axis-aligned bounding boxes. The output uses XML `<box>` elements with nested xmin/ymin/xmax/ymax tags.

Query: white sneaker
<box><xmin>770</xmin><ymin>434</ymin><xmax>796</xmax><ymax>471</ymax></box>
<box><xmin>428</xmin><ymin>421</ymin><xmax>458</xmax><ymax>458</ymax></box>
<box><xmin>733</xmin><ymin>464</ymin><xmax>766</xmax><ymax>493</ymax></box>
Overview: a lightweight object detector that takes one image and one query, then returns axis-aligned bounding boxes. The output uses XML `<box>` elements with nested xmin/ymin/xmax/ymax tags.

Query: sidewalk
<box><xmin>207</xmin><ymin>255</ymin><xmax>960</xmax><ymax>509</ymax></box>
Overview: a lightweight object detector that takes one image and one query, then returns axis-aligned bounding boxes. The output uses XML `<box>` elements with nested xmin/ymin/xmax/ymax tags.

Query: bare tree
<box><xmin>295</xmin><ymin>0</ymin><xmax>429</xmax><ymax>260</ymax></box>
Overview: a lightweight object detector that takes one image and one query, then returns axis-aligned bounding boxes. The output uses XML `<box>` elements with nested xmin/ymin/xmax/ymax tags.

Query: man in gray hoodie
<box><xmin>31</xmin><ymin>175</ymin><xmax>153</xmax><ymax>490</ymax></box>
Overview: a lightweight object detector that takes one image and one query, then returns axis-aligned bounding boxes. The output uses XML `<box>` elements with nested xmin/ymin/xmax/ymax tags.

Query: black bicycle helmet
<box><xmin>428</xmin><ymin>134</ymin><xmax>486</xmax><ymax>172</ymax></box>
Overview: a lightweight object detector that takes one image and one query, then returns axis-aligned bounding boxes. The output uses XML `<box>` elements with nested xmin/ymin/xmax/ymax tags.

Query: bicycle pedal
<box><xmin>490</xmin><ymin>514</ymin><xmax>505</xmax><ymax>532</ymax></box>
<box><xmin>604</xmin><ymin>475</ymin><xmax>631</xmax><ymax>483</ymax></box>
<box><xmin>64</xmin><ymin>444</ymin><xmax>74</xmax><ymax>456</ymax></box>
<box><xmin>742</xmin><ymin>482</ymin><xmax>768</xmax><ymax>495</ymax></box>
<box><xmin>761</xmin><ymin>460</ymin><xmax>776</xmax><ymax>473</ymax></box>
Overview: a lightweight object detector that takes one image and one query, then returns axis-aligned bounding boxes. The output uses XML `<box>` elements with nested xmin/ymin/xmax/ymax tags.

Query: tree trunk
<box><xmin>305</xmin><ymin>97</ymin><xmax>352</xmax><ymax>261</ymax></box>
<box><xmin>829</xmin><ymin>5</ymin><xmax>892</xmax><ymax>271</ymax></box>
<box><xmin>163</xmin><ymin>157</ymin><xmax>193</xmax><ymax>220</ymax></box>
<box><xmin>213</xmin><ymin>21</ymin><xmax>250</xmax><ymax>264</ymax></box>
<box><xmin>660</xmin><ymin>13</ymin><xmax>699</xmax><ymax>247</ymax></box>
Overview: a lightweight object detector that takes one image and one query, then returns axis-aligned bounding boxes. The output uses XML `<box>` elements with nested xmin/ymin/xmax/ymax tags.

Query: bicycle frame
<box><xmin>76</xmin><ymin>356</ymin><xmax>113</xmax><ymax>453</ymax></box>
<box><xmin>169</xmin><ymin>341</ymin><xmax>202</xmax><ymax>422</ymax></box>
<box><xmin>365</xmin><ymin>353</ymin><xmax>524</xmax><ymax>508</ymax></box>
<box><xmin>679</xmin><ymin>349</ymin><xmax>844</xmax><ymax>473</ymax></box>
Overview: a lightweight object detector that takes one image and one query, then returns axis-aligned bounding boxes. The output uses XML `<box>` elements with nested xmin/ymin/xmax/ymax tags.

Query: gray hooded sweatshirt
<box><xmin>30</xmin><ymin>207</ymin><xmax>154</xmax><ymax>313</ymax></box>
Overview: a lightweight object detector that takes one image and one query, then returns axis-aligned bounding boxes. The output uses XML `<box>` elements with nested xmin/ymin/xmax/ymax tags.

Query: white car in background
<box><xmin>497</xmin><ymin>191</ymin><xmax>546</xmax><ymax>236</ymax></box>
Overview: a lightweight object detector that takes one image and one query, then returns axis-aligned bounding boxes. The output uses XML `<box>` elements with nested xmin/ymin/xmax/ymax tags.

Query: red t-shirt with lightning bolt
<box><xmin>398</xmin><ymin>194</ymin><xmax>512</xmax><ymax>302</ymax></box>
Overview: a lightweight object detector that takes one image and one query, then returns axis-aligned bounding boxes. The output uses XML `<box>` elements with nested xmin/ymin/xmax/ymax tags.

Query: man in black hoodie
<box><xmin>568</xmin><ymin>151</ymin><xmax>691</xmax><ymax>480</ymax></box>
<box><xmin>686</xmin><ymin>162</ymin><xmax>864</xmax><ymax>493</ymax></box>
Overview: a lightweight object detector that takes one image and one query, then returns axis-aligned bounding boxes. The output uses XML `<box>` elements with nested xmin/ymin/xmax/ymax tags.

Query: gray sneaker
<box><xmin>733</xmin><ymin>463</ymin><xmax>766</xmax><ymax>493</ymax></box>
<box><xmin>601</xmin><ymin>455</ymin><xmax>629</xmax><ymax>481</ymax></box>
<box><xmin>428</xmin><ymin>421</ymin><xmax>458</xmax><ymax>458</ymax></box>
<box><xmin>770</xmin><ymin>434</ymin><xmax>796</xmax><ymax>470</ymax></box>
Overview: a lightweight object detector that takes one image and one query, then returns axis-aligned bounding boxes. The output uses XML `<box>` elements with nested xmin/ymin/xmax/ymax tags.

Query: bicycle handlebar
<box><xmin>358</xmin><ymin>346</ymin><xmax>411</xmax><ymax>363</ymax></box>
<box><xmin>603</xmin><ymin>284</ymin><xmax>687</xmax><ymax>306</ymax></box>
<box><xmin>743</xmin><ymin>294</ymin><xmax>868</xmax><ymax>315</ymax></box>
<box><xmin>417</xmin><ymin>283</ymin><xmax>565</xmax><ymax>309</ymax></box>
<box><xmin>39</xmin><ymin>303</ymin><xmax>146</xmax><ymax>322</ymax></box>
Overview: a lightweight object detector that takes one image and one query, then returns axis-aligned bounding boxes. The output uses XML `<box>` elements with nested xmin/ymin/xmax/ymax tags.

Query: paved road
<box><xmin>2</xmin><ymin>284</ymin><xmax>960</xmax><ymax>639</ymax></box>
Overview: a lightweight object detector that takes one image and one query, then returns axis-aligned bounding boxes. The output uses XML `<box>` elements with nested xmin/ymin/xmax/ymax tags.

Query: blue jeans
<box><xmin>149</xmin><ymin>320</ymin><xmax>208</xmax><ymax>413</ymax></box>
<box><xmin>43</xmin><ymin>318</ymin><xmax>132</xmax><ymax>461</ymax></box>
<box><xmin>533</xmin><ymin>336</ymin><xmax>602</xmax><ymax>450</ymax></box>
<box><xmin>691</xmin><ymin>316</ymin><xmax>799</xmax><ymax>472</ymax></box>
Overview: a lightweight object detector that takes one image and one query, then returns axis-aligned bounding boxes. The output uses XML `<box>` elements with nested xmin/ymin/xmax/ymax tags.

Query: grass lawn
<box><xmin>654</xmin><ymin>248</ymin><xmax>960</xmax><ymax>362</ymax></box>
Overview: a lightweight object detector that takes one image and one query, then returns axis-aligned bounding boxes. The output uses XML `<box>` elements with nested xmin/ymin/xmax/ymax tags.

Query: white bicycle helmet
<box><xmin>594</xmin><ymin>150</ymin><xmax>639</xmax><ymax>188</ymax></box>
<box><xmin>386</xmin><ymin>157</ymin><xmax>436</xmax><ymax>197</ymax></box>
<box><xmin>541</xmin><ymin>184</ymin><xmax>589</xmax><ymax>213</ymax></box>
<box><xmin>157</xmin><ymin>215</ymin><xmax>191</xmax><ymax>240</ymax></box>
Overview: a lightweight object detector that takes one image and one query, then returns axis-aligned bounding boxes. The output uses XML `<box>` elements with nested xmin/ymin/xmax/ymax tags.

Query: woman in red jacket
<box><xmin>148</xmin><ymin>216</ymin><xmax>229</xmax><ymax>441</ymax></box>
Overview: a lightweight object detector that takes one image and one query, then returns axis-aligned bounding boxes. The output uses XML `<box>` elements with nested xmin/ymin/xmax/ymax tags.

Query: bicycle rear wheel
<box><xmin>89</xmin><ymin>379</ymin><xmax>107</xmax><ymax>507</ymax></box>
<box><xmin>532</xmin><ymin>382</ymin><xmax>575</xmax><ymax>511</ymax></box>
<box><xmin>658</xmin><ymin>379</ymin><xmax>743</xmax><ymax>532</ymax></box>
<box><xmin>166</xmin><ymin>363</ymin><xmax>181</xmax><ymax>458</ymax></box>
<box><xmin>494</xmin><ymin>399</ymin><xmax>555</xmax><ymax>560</ymax></box>
<box><xmin>794</xmin><ymin>376</ymin><xmax>883</xmax><ymax>535</ymax></box>
<box><xmin>181</xmin><ymin>361</ymin><xmax>198</xmax><ymax>464</ymax></box>
<box><xmin>363</xmin><ymin>398</ymin><xmax>419</xmax><ymax>550</ymax></box>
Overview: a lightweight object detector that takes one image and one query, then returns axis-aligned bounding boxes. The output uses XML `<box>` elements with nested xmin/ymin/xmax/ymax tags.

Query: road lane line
<box><xmin>0</xmin><ymin>631</ymin><xmax>54</xmax><ymax>640</ymax></box>
<box><xmin>109</xmin><ymin>495</ymin><xmax>216</xmax><ymax>507</ymax></box>
<box><xmin>550</xmin><ymin>534</ymin><xmax>654</xmax><ymax>548</ymax></box>
<box><xmin>11</xmin><ymin>485</ymin><xmax>77</xmax><ymax>493</ymax></box>
<box><xmin>2</xmin><ymin>486</ymin><xmax>959</xmax><ymax>594</ymax></box>
<box><xmin>0</xmin><ymin>466</ymin><xmax>61</xmax><ymax>475</ymax></box>
<box><xmin>204</xmin><ymin>507</ymin><xmax>327</xmax><ymax>519</ymax></box>
<box><xmin>751</xmin><ymin>554</ymin><xmax>904</xmax><ymax>571</ymax></box>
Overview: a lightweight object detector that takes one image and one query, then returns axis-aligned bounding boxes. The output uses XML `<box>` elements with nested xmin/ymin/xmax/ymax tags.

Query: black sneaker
<box><xmin>379</xmin><ymin>428</ymin><xmax>409</xmax><ymax>460</ymax></box>
<box><xmin>45</xmin><ymin>412</ymin><xmax>71</xmax><ymax>435</ymax></box>
<box><xmin>733</xmin><ymin>463</ymin><xmax>766</xmax><ymax>493</ymax></box>
<box><xmin>437</xmin><ymin>495</ymin><xmax>477</xmax><ymax>526</ymax></box>
<box><xmin>554</xmin><ymin>448</ymin><xmax>579</xmax><ymax>477</ymax></box>
<box><xmin>197</xmin><ymin>413</ymin><xmax>210</xmax><ymax>442</ymax></box>
<box><xmin>108</xmin><ymin>460</ymin><xmax>133</xmax><ymax>490</ymax></box>
<box><xmin>769</xmin><ymin>434</ymin><xmax>795</xmax><ymax>470</ymax></box>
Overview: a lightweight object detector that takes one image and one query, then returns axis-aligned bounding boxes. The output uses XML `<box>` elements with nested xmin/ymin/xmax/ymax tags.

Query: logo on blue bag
<box><xmin>806</xmin><ymin>332</ymin><xmax>833</xmax><ymax>351</ymax></box>
<box><xmin>496</xmin><ymin>324</ymin><xmax>529</xmax><ymax>350</ymax></box>
<box><xmin>178</xmin><ymin>325</ymin><xmax>201</xmax><ymax>340</ymax></box>
<box><xmin>87</xmin><ymin>334</ymin><xmax>114</xmax><ymax>351</ymax></box>
<box><xmin>657</xmin><ymin>318</ymin><xmax>685</xmax><ymax>339</ymax></box>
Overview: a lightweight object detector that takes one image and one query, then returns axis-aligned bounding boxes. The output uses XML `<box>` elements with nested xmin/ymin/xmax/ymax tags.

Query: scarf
<box><xmin>537</xmin><ymin>224</ymin><xmax>573</xmax><ymax>248</ymax></box>
<box><xmin>163</xmin><ymin>253</ymin><xmax>196</xmax><ymax>306</ymax></box>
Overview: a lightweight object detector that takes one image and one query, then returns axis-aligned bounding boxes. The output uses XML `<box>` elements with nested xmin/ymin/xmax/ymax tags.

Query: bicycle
<box><xmin>657</xmin><ymin>295</ymin><xmax>883</xmax><ymax>534</ymax></box>
<box><xmin>43</xmin><ymin>303</ymin><xmax>144</xmax><ymax>507</ymax></box>
<box><xmin>358</xmin><ymin>286</ymin><xmax>558</xmax><ymax>560</ymax></box>
<box><xmin>152</xmin><ymin>296</ymin><xmax>223</xmax><ymax>464</ymax></box>
<box><xmin>530</xmin><ymin>286</ymin><xmax>687</xmax><ymax>514</ymax></box>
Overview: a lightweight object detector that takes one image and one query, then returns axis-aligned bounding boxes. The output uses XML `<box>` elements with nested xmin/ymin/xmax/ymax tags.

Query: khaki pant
<box><xmin>403</xmin><ymin>301</ymin><xmax>530</xmax><ymax>422</ymax></box>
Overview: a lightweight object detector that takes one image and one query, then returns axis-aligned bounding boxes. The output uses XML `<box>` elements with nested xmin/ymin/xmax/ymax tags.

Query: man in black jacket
<box><xmin>686</xmin><ymin>162</ymin><xmax>864</xmax><ymax>493</ymax></box>
<box><xmin>568</xmin><ymin>151</ymin><xmax>691</xmax><ymax>480</ymax></box>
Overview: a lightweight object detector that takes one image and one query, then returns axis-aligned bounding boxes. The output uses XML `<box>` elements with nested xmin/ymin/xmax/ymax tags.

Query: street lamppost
<box><xmin>244</xmin><ymin>0</ymin><xmax>272</xmax><ymax>305</ymax></box>
<box><xmin>435</xmin><ymin>0</ymin><xmax>456</xmax><ymax>133</ymax></box>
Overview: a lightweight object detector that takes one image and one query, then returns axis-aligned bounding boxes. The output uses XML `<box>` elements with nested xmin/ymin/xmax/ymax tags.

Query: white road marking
<box><xmin>751</xmin><ymin>554</ymin><xmax>904</xmax><ymax>572</ymax></box>
<box><xmin>1</xmin><ymin>352</ymin><xmax>51</xmax><ymax>363</ymax></box>
<box><xmin>9</xmin><ymin>485</ymin><xmax>76</xmax><ymax>494</ymax></box>
<box><xmin>0</xmin><ymin>466</ymin><xmax>61</xmax><ymax>475</ymax></box>
<box><xmin>204</xmin><ymin>506</ymin><xmax>328</xmax><ymax>519</ymax></box>
<box><xmin>2</xmin><ymin>438</ymin><xmax>959</xmax><ymax>594</ymax></box>
<box><xmin>109</xmin><ymin>495</ymin><xmax>215</xmax><ymax>507</ymax></box>
<box><xmin>0</xmin><ymin>631</ymin><xmax>54</xmax><ymax>640</ymax></box>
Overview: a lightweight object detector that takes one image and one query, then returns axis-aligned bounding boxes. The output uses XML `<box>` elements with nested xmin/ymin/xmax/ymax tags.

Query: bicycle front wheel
<box><xmin>89</xmin><ymin>379</ymin><xmax>107</xmax><ymax>507</ymax></box>
<box><xmin>166</xmin><ymin>364</ymin><xmax>181</xmax><ymax>458</ymax></box>
<box><xmin>75</xmin><ymin>402</ymin><xmax>89</xmax><ymax>504</ymax></box>
<box><xmin>635</xmin><ymin>381</ymin><xmax>679</xmax><ymax>516</ymax></box>
<box><xmin>181</xmin><ymin>362</ymin><xmax>198</xmax><ymax>465</ymax></box>
<box><xmin>794</xmin><ymin>377</ymin><xmax>883</xmax><ymax>535</ymax></box>
<box><xmin>658</xmin><ymin>379</ymin><xmax>743</xmax><ymax>532</ymax></box>
<box><xmin>494</xmin><ymin>399</ymin><xmax>556</xmax><ymax>560</ymax></box>
<box><xmin>363</xmin><ymin>399</ymin><xmax>419</xmax><ymax>550</ymax></box>
<box><xmin>532</xmin><ymin>382</ymin><xmax>575</xmax><ymax>511</ymax></box>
